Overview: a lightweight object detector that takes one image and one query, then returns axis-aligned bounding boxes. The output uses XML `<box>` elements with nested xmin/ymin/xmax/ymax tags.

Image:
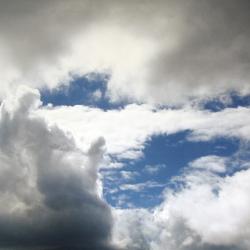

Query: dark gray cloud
<box><xmin>144</xmin><ymin>0</ymin><xmax>250</xmax><ymax>103</ymax></box>
<box><xmin>0</xmin><ymin>86</ymin><xmax>115</xmax><ymax>250</ymax></box>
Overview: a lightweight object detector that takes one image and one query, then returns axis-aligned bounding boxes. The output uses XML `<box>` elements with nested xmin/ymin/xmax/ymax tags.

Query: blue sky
<box><xmin>41</xmin><ymin>73</ymin><xmax>126</xmax><ymax>110</ymax></box>
<box><xmin>203</xmin><ymin>93</ymin><xmax>250</xmax><ymax>111</ymax></box>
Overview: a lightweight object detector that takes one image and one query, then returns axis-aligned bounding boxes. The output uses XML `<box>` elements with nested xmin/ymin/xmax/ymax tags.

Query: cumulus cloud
<box><xmin>113</xmin><ymin>157</ymin><xmax>250</xmax><ymax>250</ymax></box>
<box><xmin>0</xmin><ymin>86</ymin><xmax>114</xmax><ymax>249</ymax></box>
<box><xmin>162</xmin><ymin>169</ymin><xmax>250</xmax><ymax>248</ymax></box>
<box><xmin>0</xmin><ymin>0</ymin><xmax>250</xmax><ymax>103</ymax></box>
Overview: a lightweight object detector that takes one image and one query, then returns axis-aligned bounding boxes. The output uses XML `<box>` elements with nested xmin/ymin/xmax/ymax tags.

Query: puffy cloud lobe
<box><xmin>113</xmin><ymin>158</ymin><xmax>250</xmax><ymax>250</ymax></box>
<box><xmin>163</xmin><ymin>169</ymin><xmax>250</xmax><ymax>248</ymax></box>
<box><xmin>0</xmin><ymin>0</ymin><xmax>250</xmax><ymax>104</ymax></box>
<box><xmin>0</xmin><ymin>86</ymin><xmax>114</xmax><ymax>249</ymax></box>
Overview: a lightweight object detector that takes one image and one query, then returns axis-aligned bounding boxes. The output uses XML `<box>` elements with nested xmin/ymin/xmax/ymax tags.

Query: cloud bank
<box><xmin>0</xmin><ymin>0</ymin><xmax>250</xmax><ymax>103</ymax></box>
<box><xmin>0</xmin><ymin>86</ymin><xmax>114</xmax><ymax>250</ymax></box>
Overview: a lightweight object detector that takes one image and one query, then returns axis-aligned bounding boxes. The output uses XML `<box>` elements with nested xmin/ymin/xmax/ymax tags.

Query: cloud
<box><xmin>0</xmin><ymin>88</ymin><xmax>249</xmax><ymax>250</ymax></box>
<box><xmin>0</xmin><ymin>86</ymin><xmax>114</xmax><ymax>249</ymax></box>
<box><xmin>120</xmin><ymin>181</ymin><xmax>165</xmax><ymax>193</ymax></box>
<box><xmin>120</xmin><ymin>171</ymin><xmax>138</xmax><ymax>181</ymax></box>
<box><xmin>188</xmin><ymin>155</ymin><xmax>227</xmax><ymax>173</ymax></box>
<box><xmin>38</xmin><ymin>104</ymin><xmax>250</xmax><ymax>163</ymax></box>
<box><xmin>113</xmin><ymin>157</ymin><xmax>250</xmax><ymax>250</ymax></box>
<box><xmin>144</xmin><ymin>164</ymin><xmax>167</xmax><ymax>175</ymax></box>
<box><xmin>1</xmin><ymin>1</ymin><xmax>250</xmax><ymax>248</ymax></box>
<box><xmin>159</xmin><ymin>166</ymin><xmax>250</xmax><ymax>249</ymax></box>
<box><xmin>0</xmin><ymin>0</ymin><xmax>250</xmax><ymax>104</ymax></box>
<box><xmin>35</xmin><ymin>99</ymin><xmax>250</xmax><ymax>249</ymax></box>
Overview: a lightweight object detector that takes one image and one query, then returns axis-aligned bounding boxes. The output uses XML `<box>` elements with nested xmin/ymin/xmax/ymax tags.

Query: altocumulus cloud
<box><xmin>0</xmin><ymin>86</ymin><xmax>114</xmax><ymax>250</ymax></box>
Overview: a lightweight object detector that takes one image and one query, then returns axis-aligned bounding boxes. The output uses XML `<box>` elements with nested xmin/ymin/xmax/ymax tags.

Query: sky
<box><xmin>0</xmin><ymin>1</ymin><xmax>250</xmax><ymax>250</ymax></box>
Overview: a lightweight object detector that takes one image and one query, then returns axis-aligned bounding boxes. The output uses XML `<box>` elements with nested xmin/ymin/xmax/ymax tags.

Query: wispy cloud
<box><xmin>144</xmin><ymin>164</ymin><xmax>167</xmax><ymax>175</ymax></box>
<box><xmin>120</xmin><ymin>181</ymin><xmax>166</xmax><ymax>192</ymax></box>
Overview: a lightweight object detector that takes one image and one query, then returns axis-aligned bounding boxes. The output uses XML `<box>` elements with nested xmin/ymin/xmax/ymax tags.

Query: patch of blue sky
<box><xmin>41</xmin><ymin>74</ymin><xmax>250</xmax><ymax>112</ymax></box>
<box><xmin>40</xmin><ymin>73</ymin><xmax>127</xmax><ymax>110</ymax></box>
<box><xmin>111</xmin><ymin>187</ymin><xmax>164</xmax><ymax>208</ymax></box>
<box><xmin>202</xmin><ymin>92</ymin><xmax>250</xmax><ymax>112</ymax></box>
<box><xmin>104</xmin><ymin>131</ymin><xmax>239</xmax><ymax>208</ymax></box>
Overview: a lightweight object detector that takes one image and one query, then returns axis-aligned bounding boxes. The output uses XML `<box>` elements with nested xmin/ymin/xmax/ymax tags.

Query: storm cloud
<box><xmin>0</xmin><ymin>86</ymin><xmax>114</xmax><ymax>249</ymax></box>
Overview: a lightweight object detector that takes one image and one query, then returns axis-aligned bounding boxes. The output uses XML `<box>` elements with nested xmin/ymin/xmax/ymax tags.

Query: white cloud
<box><xmin>112</xmin><ymin>208</ymin><xmax>158</xmax><ymax>250</ymax></box>
<box><xmin>92</xmin><ymin>89</ymin><xmax>102</xmax><ymax>101</ymax></box>
<box><xmin>38</xmin><ymin>104</ymin><xmax>250</xmax><ymax>165</ymax></box>
<box><xmin>144</xmin><ymin>164</ymin><xmax>167</xmax><ymax>175</ymax></box>
<box><xmin>120</xmin><ymin>171</ymin><xmax>138</xmax><ymax>181</ymax></box>
<box><xmin>161</xmin><ymin>168</ymin><xmax>250</xmax><ymax>248</ymax></box>
<box><xmin>189</xmin><ymin>155</ymin><xmax>227</xmax><ymax>173</ymax></box>
<box><xmin>113</xmin><ymin>159</ymin><xmax>250</xmax><ymax>250</ymax></box>
<box><xmin>120</xmin><ymin>181</ymin><xmax>165</xmax><ymax>192</ymax></box>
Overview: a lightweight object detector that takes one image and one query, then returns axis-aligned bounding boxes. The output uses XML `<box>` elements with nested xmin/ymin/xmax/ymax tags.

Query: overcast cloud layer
<box><xmin>0</xmin><ymin>0</ymin><xmax>250</xmax><ymax>103</ymax></box>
